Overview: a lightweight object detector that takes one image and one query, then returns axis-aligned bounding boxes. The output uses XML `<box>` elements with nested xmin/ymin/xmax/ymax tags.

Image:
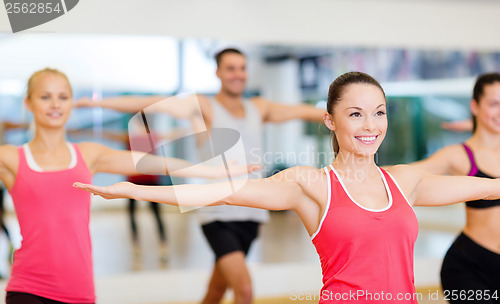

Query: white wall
<box><xmin>1</xmin><ymin>0</ymin><xmax>500</xmax><ymax>50</ymax></box>
<box><xmin>0</xmin><ymin>34</ymin><xmax>179</xmax><ymax>92</ymax></box>
<box><xmin>260</xmin><ymin>59</ymin><xmax>305</xmax><ymax>169</ymax></box>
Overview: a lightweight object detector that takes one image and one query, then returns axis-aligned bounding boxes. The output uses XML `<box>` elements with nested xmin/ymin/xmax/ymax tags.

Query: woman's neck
<box><xmin>469</xmin><ymin>128</ymin><xmax>500</xmax><ymax>150</ymax></box>
<box><xmin>30</xmin><ymin>127</ymin><xmax>67</xmax><ymax>152</ymax></box>
<box><xmin>331</xmin><ymin>152</ymin><xmax>378</xmax><ymax>182</ymax></box>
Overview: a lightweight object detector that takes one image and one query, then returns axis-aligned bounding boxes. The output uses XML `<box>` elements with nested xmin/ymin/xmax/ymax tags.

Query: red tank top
<box><xmin>7</xmin><ymin>144</ymin><xmax>95</xmax><ymax>303</ymax></box>
<box><xmin>312</xmin><ymin>165</ymin><xmax>418</xmax><ymax>303</ymax></box>
<box><xmin>127</xmin><ymin>133</ymin><xmax>161</xmax><ymax>185</ymax></box>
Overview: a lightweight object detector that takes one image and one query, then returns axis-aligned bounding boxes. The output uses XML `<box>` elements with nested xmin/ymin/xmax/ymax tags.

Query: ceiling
<box><xmin>1</xmin><ymin>0</ymin><xmax>500</xmax><ymax>51</ymax></box>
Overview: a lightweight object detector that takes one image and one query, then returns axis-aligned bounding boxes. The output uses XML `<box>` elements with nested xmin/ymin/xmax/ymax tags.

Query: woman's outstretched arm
<box><xmin>74</xmin><ymin>167</ymin><xmax>313</xmax><ymax>211</ymax></box>
<box><xmin>74</xmin><ymin>96</ymin><xmax>167</xmax><ymax>113</ymax></box>
<box><xmin>388</xmin><ymin>165</ymin><xmax>500</xmax><ymax>207</ymax></box>
<box><xmin>79</xmin><ymin>142</ymin><xmax>258</xmax><ymax>179</ymax></box>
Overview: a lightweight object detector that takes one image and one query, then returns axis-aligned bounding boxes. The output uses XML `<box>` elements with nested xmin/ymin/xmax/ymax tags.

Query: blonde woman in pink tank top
<box><xmin>0</xmin><ymin>68</ymin><xmax>253</xmax><ymax>304</ymax></box>
<box><xmin>77</xmin><ymin>72</ymin><xmax>500</xmax><ymax>304</ymax></box>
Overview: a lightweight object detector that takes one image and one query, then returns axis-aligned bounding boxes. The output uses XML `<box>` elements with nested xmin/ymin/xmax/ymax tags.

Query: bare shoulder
<box><xmin>196</xmin><ymin>94</ymin><xmax>212</xmax><ymax>110</ymax></box>
<box><xmin>384</xmin><ymin>164</ymin><xmax>425</xmax><ymax>203</ymax></box>
<box><xmin>278</xmin><ymin>166</ymin><xmax>328</xmax><ymax>202</ymax></box>
<box><xmin>196</xmin><ymin>94</ymin><xmax>210</xmax><ymax>106</ymax></box>
<box><xmin>196</xmin><ymin>94</ymin><xmax>212</xmax><ymax>122</ymax></box>
<box><xmin>427</xmin><ymin>144</ymin><xmax>469</xmax><ymax>175</ymax></box>
<box><xmin>385</xmin><ymin>164</ymin><xmax>423</xmax><ymax>185</ymax></box>
<box><xmin>77</xmin><ymin>141</ymin><xmax>107</xmax><ymax>161</ymax></box>
<box><xmin>270</xmin><ymin>165</ymin><xmax>325</xmax><ymax>183</ymax></box>
<box><xmin>419</xmin><ymin>144</ymin><xmax>465</xmax><ymax>163</ymax></box>
<box><xmin>77</xmin><ymin>141</ymin><xmax>105</xmax><ymax>153</ymax></box>
<box><xmin>0</xmin><ymin>144</ymin><xmax>19</xmax><ymax>166</ymax></box>
<box><xmin>0</xmin><ymin>145</ymin><xmax>19</xmax><ymax>186</ymax></box>
<box><xmin>297</xmin><ymin>165</ymin><xmax>328</xmax><ymax>184</ymax></box>
<box><xmin>0</xmin><ymin>144</ymin><xmax>18</xmax><ymax>154</ymax></box>
<box><xmin>250</xmin><ymin>96</ymin><xmax>270</xmax><ymax>103</ymax></box>
<box><xmin>444</xmin><ymin>144</ymin><xmax>470</xmax><ymax>173</ymax></box>
<box><xmin>385</xmin><ymin>164</ymin><xmax>418</xmax><ymax>178</ymax></box>
<box><xmin>250</xmin><ymin>97</ymin><xmax>273</xmax><ymax>119</ymax></box>
<box><xmin>251</xmin><ymin>96</ymin><xmax>277</xmax><ymax>106</ymax></box>
<box><xmin>439</xmin><ymin>144</ymin><xmax>468</xmax><ymax>160</ymax></box>
<box><xmin>78</xmin><ymin>141</ymin><xmax>120</xmax><ymax>174</ymax></box>
<box><xmin>250</xmin><ymin>96</ymin><xmax>273</xmax><ymax>107</ymax></box>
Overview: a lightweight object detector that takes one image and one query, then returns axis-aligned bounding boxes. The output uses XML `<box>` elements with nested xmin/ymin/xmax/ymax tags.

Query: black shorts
<box><xmin>201</xmin><ymin>221</ymin><xmax>259</xmax><ymax>261</ymax></box>
<box><xmin>6</xmin><ymin>292</ymin><xmax>94</xmax><ymax>304</ymax></box>
<box><xmin>440</xmin><ymin>232</ymin><xmax>500</xmax><ymax>304</ymax></box>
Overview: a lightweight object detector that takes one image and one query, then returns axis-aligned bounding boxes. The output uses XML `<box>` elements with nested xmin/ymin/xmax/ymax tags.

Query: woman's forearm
<box><xmin>131</xmin><ymin>151</ymin><xmax>225</xmax><ymax>178</ymax></box>
<box><xmin>97</xmin><ymin>96</ymin><xmax>167</xmax><ymax>112</ymax></box>
<box><xmin>133</xmin><ymin>182</ymin><xmax>239</xmax><ymax>207</ymax></box>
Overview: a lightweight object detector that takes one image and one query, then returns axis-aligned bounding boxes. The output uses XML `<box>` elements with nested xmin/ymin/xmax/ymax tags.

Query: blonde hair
<box><xmin>26</xmin><ymin>68</ymin><xmax>72</xmax><ymax>99</ymax></box>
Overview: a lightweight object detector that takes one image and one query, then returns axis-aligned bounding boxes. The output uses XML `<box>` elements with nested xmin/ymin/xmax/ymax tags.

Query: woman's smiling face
<box><xmin>25</xmin><ymin>72</ymin><xmax>73</xmax><ymax>129</ymax></box>
<box><xmin>330</xmin><ymin>83</ymin><xmax>387</xmax><ymax>157</ymax></box>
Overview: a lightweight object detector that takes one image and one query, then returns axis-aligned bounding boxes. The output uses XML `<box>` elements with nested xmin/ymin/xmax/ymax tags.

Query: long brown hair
<box><xmin>471</xmin><ymin>72</ymin><xmax>500</xmax><ymax>133</ymax></box>
<box><xmin>326</xmin><ymin>72</ymin><xmax>385</xmax><ymax>155</ymax></box>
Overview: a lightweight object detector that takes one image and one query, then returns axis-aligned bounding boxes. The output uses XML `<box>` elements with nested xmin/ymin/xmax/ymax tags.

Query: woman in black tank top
<box><xmin>411</xmin><ymin>73</ymin><xmax>500</xmax><ymax>303</ymax></box>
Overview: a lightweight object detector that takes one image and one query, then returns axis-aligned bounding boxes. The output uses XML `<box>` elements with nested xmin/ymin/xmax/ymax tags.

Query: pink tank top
<box><xmin>312</xmin><ymin>165</ymin><xmax>419</xmax><ymax>304</ymax></box>
<box><xmin>7</xmin><ymin>144</ymin><xmax>95</xmax><ymax>303</ymax></box>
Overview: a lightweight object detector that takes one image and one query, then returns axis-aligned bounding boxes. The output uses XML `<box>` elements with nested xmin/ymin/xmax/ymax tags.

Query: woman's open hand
<box><xmin>73</xmin><ymin>181</ymin><xmax>136</xmax><ymax>200</ymax></box>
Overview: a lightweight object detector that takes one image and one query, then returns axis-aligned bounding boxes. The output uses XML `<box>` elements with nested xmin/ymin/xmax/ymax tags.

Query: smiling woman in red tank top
<box><xmin>75</xmin><ymin>71</ymin><xmax>500</xmax><ymax>303</ymax></box>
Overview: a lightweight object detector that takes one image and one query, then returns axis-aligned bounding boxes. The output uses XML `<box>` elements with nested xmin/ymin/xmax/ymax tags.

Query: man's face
<box><xmin>216</xmin><ymin>53</ymin><xmax>247</xmax><ymax>96</ymax></box>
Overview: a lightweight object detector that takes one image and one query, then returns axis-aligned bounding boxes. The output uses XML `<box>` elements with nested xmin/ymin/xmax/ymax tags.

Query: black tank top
<box><xmin>463</xmin><ymin>143</ymin><xmax>500</xmax><ymax>208</ymax></box>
